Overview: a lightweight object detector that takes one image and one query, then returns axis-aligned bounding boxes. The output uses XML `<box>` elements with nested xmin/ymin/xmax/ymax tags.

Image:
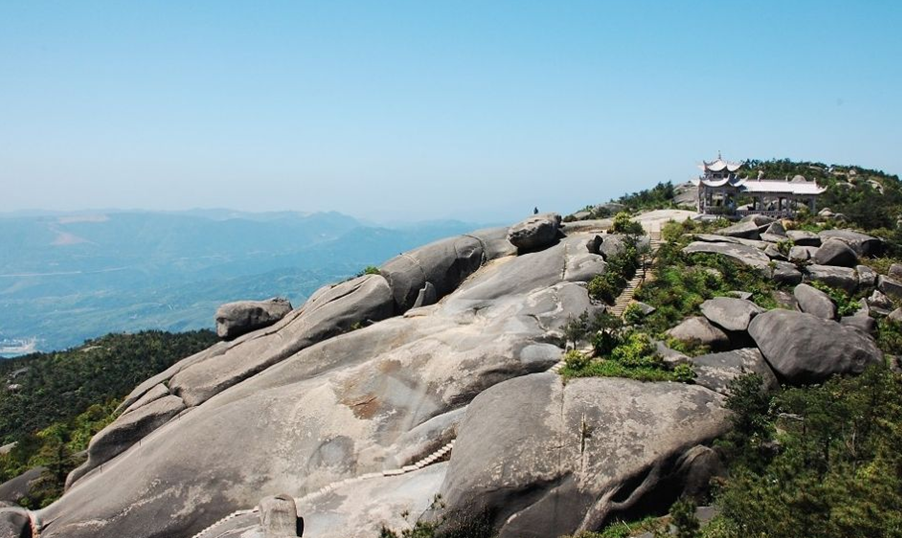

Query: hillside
<box><xmin>0</xmin><ymin>330</ymin><xmax>218</xmax><ymax>507</ymax></box>
<box><xmin>1</xmin><ymin>161</ymin><xmax>901</xmax><ymax>538</ymax></box>
<box><xmin>0</xmin><ymin>211</ymin><xmax>483</xmax><ymax>353</ymax></box>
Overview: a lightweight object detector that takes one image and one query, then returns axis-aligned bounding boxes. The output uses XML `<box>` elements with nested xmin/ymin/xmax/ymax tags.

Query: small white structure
<box><xmin>690</xmin><ymin>154</ymin><xmax>826</xmax><ymax>217</ymax></box>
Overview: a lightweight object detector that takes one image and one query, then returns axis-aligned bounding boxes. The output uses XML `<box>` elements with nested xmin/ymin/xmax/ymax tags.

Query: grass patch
<box><xmin>560</xmin><ymin>332</ymin><xmax>695</xmax><ymax>383</ymax></box>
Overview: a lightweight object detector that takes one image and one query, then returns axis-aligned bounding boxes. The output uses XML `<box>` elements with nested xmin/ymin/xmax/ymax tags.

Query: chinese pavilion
<box><xmin>691</xmin><ymin>154</ymin><xmax>826</xmax><ymax>217</ymax></box>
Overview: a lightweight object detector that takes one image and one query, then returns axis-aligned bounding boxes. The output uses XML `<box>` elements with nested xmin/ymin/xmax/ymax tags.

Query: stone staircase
<box><xmin>189</xmin><ymin>440</ymin><xmax>457</xmax><ymax>538</ymax></box>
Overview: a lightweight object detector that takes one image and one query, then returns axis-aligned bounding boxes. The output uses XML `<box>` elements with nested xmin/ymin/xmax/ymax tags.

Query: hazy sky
<box><xmin>2</xmin><ymin>1</ymin><xmax>900</xmax><ymax>222</ymax></box>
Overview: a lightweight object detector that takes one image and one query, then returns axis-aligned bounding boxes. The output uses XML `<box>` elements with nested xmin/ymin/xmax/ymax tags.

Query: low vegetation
<box><xmin>560</xmin><ymin>312</ymin><xmax>694</xmax><ymax>383</ymax></box>
<box><xmin>634</xmin><ymin>221</ymin><xmax>779</xmax><ymax>337</ymax></box>
<box><xmin>709</xmin><ymin>366</ymin><xmax>902</xmax><ymax>538</ymax></box>
<box><xmin>0</xmin><ymin>330</ymin><xmax>217</xmax><ymax>507</ymax></box>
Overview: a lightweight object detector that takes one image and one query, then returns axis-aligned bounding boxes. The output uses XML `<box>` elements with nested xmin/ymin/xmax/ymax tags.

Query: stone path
<box><xmin>190</xmin><ymin>440</ymin><xmax>457</xmax><ymax>538</ymax></box>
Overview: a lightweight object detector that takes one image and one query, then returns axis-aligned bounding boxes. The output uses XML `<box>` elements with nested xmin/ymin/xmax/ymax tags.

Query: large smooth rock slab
<box><xmin>748</xmin><ymin>310</ymin><xmax>883</xmax><ymax>383</ymax></box>
<box><xmin>0</xmin><ymin>467</ymin><xmax>45</xmax><ymax>504</ymax></box>
<box><xmin>465</xmin><ymin>226</ymin><xmax>518</xmax><ymax>260</ymax></box>
<box><xmin>666</xmin><ymin>316</ymin><xmax>730</xmax><ymax>351</ymax></box>
<box><xmin>121</xmin><ymin>383</ymin><xmax>169</xmax><ymax>415</ymax></box>
<box><xmin>793</xmin><ymin>283</ymin><xmax>837</xmax><ymax>320</ymax></box>
<box><xmin>818</xmin><ymin>230</ymin><xmax>883</xmax><ymax>256</ymax></box>
<box><xmin>804</xmin><ymin>265</ymin><xmax>859</xmax><ymax>293</ymax></box>
<box><xmin>437</xmin><ymin>373</ymin><xmax>730</xmax><ymax>538</ymax></box>
<box><xmin>169</xmin><ymin>274</ymin><xmax>395</xmax><ymax>407</ymax></box>
<box><xmin>215</xmin><ymin>298</ymin><xmax>293</xmax><ymax>340</ymax></box>
<box><xmin>199</xmin><ymin>464</ymin><xmax>449</xmax><ymax>538</ymax></box>
<box><xmin>786</xmin><ymin>230</ymin><xmax>820</xmax><ymax>246</ymax></box>
<box><xmin>690</xmin><ymin>348</ymin><xmax>778</xmax><ymax>395</ymax></box>
<box><xmin>507</xmin><ymin>213</ymin><xmax>561</xmax><ymax>252</ymax></box>
<box><xmin>564</xmin><ymin>252</ymin><xmax>608</xmax><ymax>282</ymax></box>
<box><xmin>66</xmin><ymin>395</ymin><xmax>186</xmax><ymax>489</ymax></box>
<box><xmin>683</xmin><ymin>242</ymin><xmax>770</xmax><ymax>270</ymax></box>
<box><xmin>813</xmin><ymin>238</ymin><xmax>859</xmax><ymax>267</ymax></box>
<box><xmin>380</xmin><ymin>235</ymin><xmax>484</xmax><ymax>312</ymax></box>
<box><xmin>699</xmin><ymin>298</ymin><xmax>763</xmax><ymax>332</ymax></box>
<box><xmin>0</xmin><ymin>507</ymin><xmax>31</xmax><ymax>538</ymax></box>
<box><xmin>38</xmin><ymin>259</ymin><xmax>595</xmax><ymax>538</ymax></box>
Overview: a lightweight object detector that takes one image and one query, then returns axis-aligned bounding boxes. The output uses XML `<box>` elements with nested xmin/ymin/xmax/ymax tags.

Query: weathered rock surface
<box><xmin>868</xmin><ymin>290</ymin><xmax>895</xmax><ymax>312</ymax></box>
<box><xmin>818</xmin><ymin>230</ymin><xmax>882</xmax><ymax>257</ymax></box>
<box><xmin>699</xmin><ymin>298</ymin><xmax>763</xmax><ymax>332</ymax></box>
<box><xmin>380</xmin><ymin>235</ymin><xmax>485</xmax><ymax>312</ymax></box>
<box><xmin>769</xmin><ymin>261</ymin><xmax>803</xmax><ymax>285</ymax></box>
<box><xmin>889</xmin><ymin>263</ymin><xmax>902</xmax><ymax>280</ymax></box>
<box><xmin>717</xmin><ymin>221</ymin><xmax>761</xmax><ymax>239</ymax></box>
<box><xmin>805</xmin><ymin>264</ymin><xmax>859</xmax><ymax>293</ymax></box>
<box><xmin>793</xmin><ymin>283</ymin><xmax>837</xmax><ymax>320</ymax></box>
<box><xmin>840</xmin><ymin>315</ymin><xmax>877</xmax><ymax>336</ymax></box>
<box><xmin>0</xmin><ymin>507</ymin><xmax>31</xmax><ymax>538</ymax></box>
<box><xmin>507</xmin><ymin>213</ymin><xmax>561</xmax><ymax>252</ymax></box>
<box><xmin>666</xmin><ymin>316</ymin><xmax>730</xmax><ymax>350</ymax></box>
<box><xmin>216</xmin><ymin>297</ymin><xmax>293</xmax><ymax>340</ymax></box>
<box><xmin>748</xmin><ymin>310</ymin><xmax>883</xmax><ymax>383</ymax></box>
<box><xmin>878</xmin><ymin>275</ymin><xmax>902</xmax><ymax>301</ymax></box>
<box><xmin>857</xmin><ymin>264</ymin><xmax>877</xmax><ymax>289</ymax></box>
<box><xmin>436</xmin><ymin>373</ymin><xmax>730</xmax><ymax>538</ymax></box>
<box><xmin>813</xmin><ymin>238</ymin><xmax>859</xmax><ymax>267</ymax></box>
<box><xmin>764</xmin><ymin>221</ymin><xmax>786</xmax><ymax>237</ymax></box>
<box><xmin>682</xmin><ymin>242</ymin><xmax>770</xmax><ymax>270</ymax></box>
<box><xmin>789</xmin><ymin>245</ymin><xmax>818</xmax><ymax>263</ymax></box>
<box><xmin>67</xmin><ymin>395</ymin><xmax>187</xmax><ymax>489</ymax></box>
<box><xmin>786</xmin><ymin>230</ymin><xmax>820</xmax><ymax>246</ymax></box>
<box><xmin>690</xmin><ymin>348</ymin><xmax>778</xmax><ymax>395</ymax></box>
<box><xmin>168</xmin><ymin>274</ymin><xmax>395</xmax><ymax>408</ymax></box>
<box><xmin>0</xmin><ymin>467</ymin><xmax>45</xmax><ymax>504</ymax></box>
<box><xmin>763</xmin><ymin>244</ymin><xmax>785</xmax><ymax>260</ymax></box>
<box><xmin>37</xmin><ymin>232</ymin><xmax>601</xmax><ymax>538</ymax></box>
<box><xmin>259</xmin><ymin>494</ymin><xmax>303</xmax><ymax>537</ymax></box>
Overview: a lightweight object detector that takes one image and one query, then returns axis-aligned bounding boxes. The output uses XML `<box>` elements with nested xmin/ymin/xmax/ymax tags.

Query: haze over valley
<box><xmin>0</xmin><ymin>209</ymin><xmax>485</xmax><ymax>353</ymax></box>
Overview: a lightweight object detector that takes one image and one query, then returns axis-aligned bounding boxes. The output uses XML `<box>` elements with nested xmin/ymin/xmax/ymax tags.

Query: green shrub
<box><xmin>809</xmin><ymin>280</ymin><xmax>861</xmax><ymax>317</ymax></box>
<box><xmin>622</xmin><ymin>303</ymin><xmax>646</xmax><ymax>325</ymax></box>
<box><xmin>665</xmin><ymin>336</ymin><xmax>711</xmax><ymax>358</ymax></box>
<box><xmin>563</xmin><ymin>349</ymin><xmax>592</xmax><ymax>371</ymax></box>
<box><xmin>713</xmin><ymin>366</ymin><xmax>902</xmax><ymax>538</ymax></box>
<box><xmin>610</xmin><ymin>332</ymin><xmax>659</xmax><ymax>368</ymax></box>
<box><xmin>611</xmin><ymin>212</ymin><xmax>645</xmax><ymax>236</ymax></box>
<box><xmin>358</xmin><ymin>265</ymin><xmax>381</xmax><ymax>277</ymax></box>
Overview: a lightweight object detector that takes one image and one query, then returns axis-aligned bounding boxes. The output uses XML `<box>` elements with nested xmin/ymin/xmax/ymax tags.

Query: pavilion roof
<box><xmin>699</xmin><ymin>157</ymin><xmax>744</xmax><ymax>173</ymax></box>
<box><xmin>691</xmin><ymin>177</ymin><xmax>827</xmax><ymax>195</ymax></box>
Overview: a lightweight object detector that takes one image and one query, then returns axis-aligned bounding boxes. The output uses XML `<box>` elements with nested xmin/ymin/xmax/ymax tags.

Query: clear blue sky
<box><xmin>1</xmin><ymin>1</ymin><xmax>900</xmax><ymax>222</ymax></box>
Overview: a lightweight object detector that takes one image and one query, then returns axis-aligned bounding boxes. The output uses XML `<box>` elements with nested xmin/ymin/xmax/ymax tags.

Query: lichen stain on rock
<box><xmin>340</xmin><ymin>393</ymin><xmax>381</xmax><ymax>420</ymax></box>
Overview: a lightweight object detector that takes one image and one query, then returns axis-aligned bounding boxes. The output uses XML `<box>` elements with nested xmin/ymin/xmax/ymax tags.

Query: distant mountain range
<box><xmin>0</xmin><ymin>210</ymin><xmax>487</xmax><ymax>354</ymax></box>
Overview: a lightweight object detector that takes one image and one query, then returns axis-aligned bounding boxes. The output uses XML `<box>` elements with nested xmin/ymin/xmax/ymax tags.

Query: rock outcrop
<box><xmin>748</xmin><ymin>310</ymin><xmax>882</xmax><ymax>383</ymax></box>
<box><xmin>215</xmin><ymin>297</ymin><xmax>293</xmax><ymax>340</ymax></box>
<box><xmin>666</xmin><ymin>316</ymin><xmax>730</xmax><ymax>350</ymax></box>
<box><xmin>793</xmin><ymin>283</ymin><xmax>836</xmax><ymax>320</ymax></box>
<box><xmin>436</xmin><ymin>373</ymin><xmax>730</xmax><ymax>538</ymax></box>
<box><xmin>813</xmin><ymin>238</ymin><xmax>859</xmax><ymax>267</ymax></box>
<box><xmin>37</xmin><ymin>223</ymin><xmax>608</xmax><ymax>538</ymax></box>
<box><xmin>699</xmin><ymin>298</ymin><xmax>763</xmax><ymax>332</ymax></box>
<box><xmin>507</xmin><ymin>213</ymin><xmax>561</xmax><ymax>252</ymax></box>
